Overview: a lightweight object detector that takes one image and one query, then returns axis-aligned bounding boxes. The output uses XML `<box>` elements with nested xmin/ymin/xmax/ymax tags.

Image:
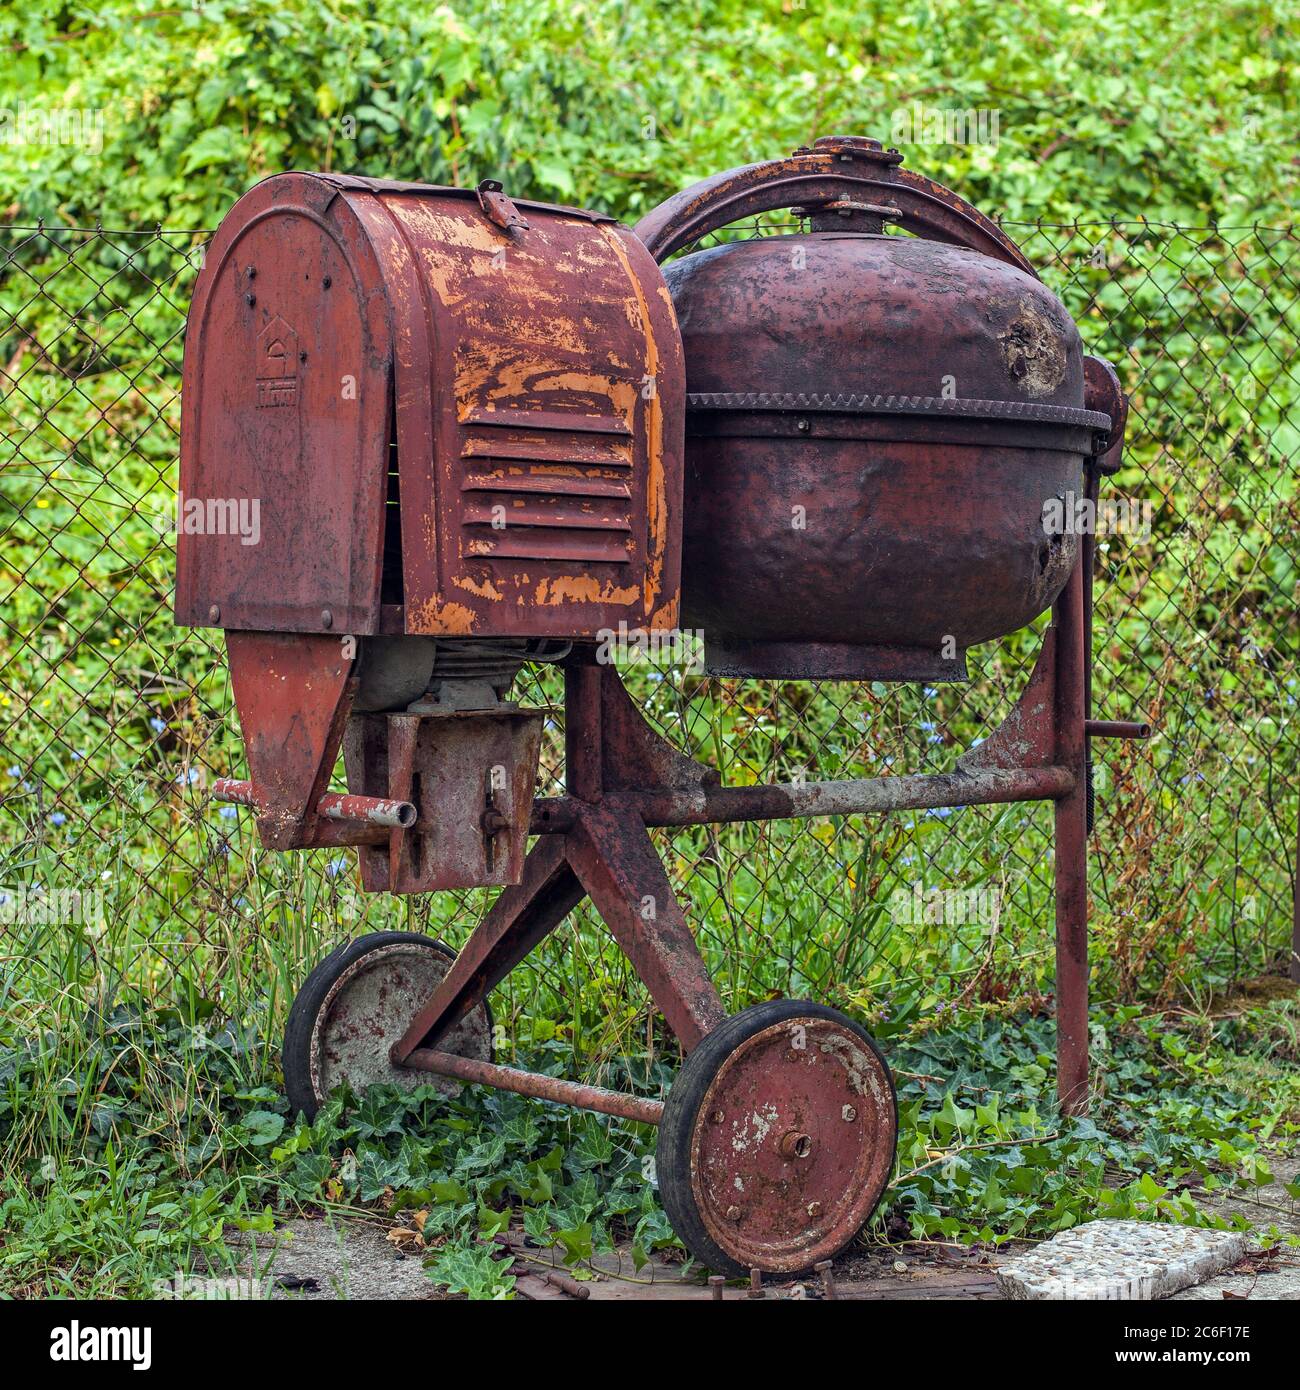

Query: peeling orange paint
<box><xmin>453</xmin><ymin>574</ymin><xmax>504</xmax><ymax>601</ymax></box>
<box><xmin>535</xmin><ymin>574</ymin><xmax>639</xmax><ymax>607</ymax></box>
<box><xmin>408</xmin><ymin>595</ymin><xmax>478</xmax><ymax>634</ymax></box>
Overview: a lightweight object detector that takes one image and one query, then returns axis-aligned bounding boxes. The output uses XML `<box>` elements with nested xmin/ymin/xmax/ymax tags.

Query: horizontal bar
<box><xmin>212</xmin><ymin>778</ymin><xmax>416</xmax><ymax>829</ymax></box>
<box><xmin>1084</xmin><ymin>719</ymin><xmax>1151</xmax><ymax>740</ymax></box>
<box><xmin>316</xmin><ymin>791</ymin><xmax>417</xmax><ymax>829</ymax></box>
<box><xmin>211</xmin><ymin>777</ymin><xmax>259</xmax><ymax>809</ymax></box>
<box><xmin>404</xmin><ymin>1048</ymin><xmax>664</xmax><ymax>1126</ymax></box>
<box><xmin>529</xmin><ymin>765</ymin><xmax>1073</xmax><ymax>834</ymax></box>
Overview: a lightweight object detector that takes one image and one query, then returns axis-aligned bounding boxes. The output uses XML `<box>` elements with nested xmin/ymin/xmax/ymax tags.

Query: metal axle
<box><xmin>404</xmin><ymin>1048</ymin><xmax>665</xmax><ymax>1126</ymax></box>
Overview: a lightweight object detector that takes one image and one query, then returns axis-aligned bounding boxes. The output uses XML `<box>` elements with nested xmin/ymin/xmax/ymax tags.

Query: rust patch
<box><xmin>998</xmin><ymin>302</ymin><xmax>1067</xmax><ymax>398</ymax></box>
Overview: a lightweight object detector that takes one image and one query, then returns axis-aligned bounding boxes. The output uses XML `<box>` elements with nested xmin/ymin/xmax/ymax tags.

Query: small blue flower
<box><xmin>927</xmin><ymin>807</ymin><xmax>954</xmax><ymax>819</ymax></box>
<box><xmin>71</xmin><ymin>750</ymin><xmax>84</xmax><ymax>760</ymax></box>
<box><xmin>149</xmin><ymin>717</ymin><xmax>166</xmax><ymax>733</ymax></box>
<box><xmin>175</xmin><ymin>768</ymin><xmax>200</xmax><ymax>787</ymax></box>
<box><xmin>6</xmin><ymin>765</ymin><xmax>18</xmax><ymax>776</ymax></box>
<box><xmin>923</xmin><ymin>687</ymin><xmax>938</xmax><ymax>698</ymax></box>
<box><xmin>327</xmin><ymin>855</ymin><xmax>349</xmax><ymax>877</ymax></box>
<box><xmin>218</xmin><ymin>805</ymin><xmax>238</xmax><ymax>820</ymax></box>
<box><xmin>49</xmin><ymin>811</ymin><xmax>67</xmax><ymax>827</ymax></box>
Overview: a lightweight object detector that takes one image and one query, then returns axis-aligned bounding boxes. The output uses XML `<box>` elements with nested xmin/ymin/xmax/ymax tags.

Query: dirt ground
<box><xmin>212</xmin><ymin>1150</ymin><xmax>1300</xmax><ymax>1301</ymax></box>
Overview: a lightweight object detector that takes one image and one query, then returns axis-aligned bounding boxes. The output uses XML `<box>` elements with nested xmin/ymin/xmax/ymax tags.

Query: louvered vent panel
<box><xmin>460</xmin><ymin>409</ymin><xmax>634</xmax><ymax>565</ymax></box>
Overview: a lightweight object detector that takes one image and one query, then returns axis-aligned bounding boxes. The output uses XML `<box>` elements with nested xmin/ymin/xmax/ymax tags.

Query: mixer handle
<box><xmin>634</xmin><ymin>135</ymin><xmax>1036</xmax><ymax>274</ymax></box>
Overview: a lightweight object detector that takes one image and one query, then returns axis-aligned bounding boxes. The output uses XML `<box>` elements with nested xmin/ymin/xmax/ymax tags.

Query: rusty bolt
<box><xmin>247</xmin><ymin>266</ymin><xmax>256</xmax><ymax>279</ymax></box>
<box><xmin>779</xmin><ymin>1130</ymin><xmax>813</xmax><ymax>1160</ymax></box>
<box><xmin>815</xmin><ymin>1260</ymin><xmax>836</xmax><ymax>1301</ymax></box>
<box><xmin>320</xmin><ymin>608</ymin><xmax>333</xmax><ymax>629</ymax></box>
<box><xmin>807</xmin><ymin>1201</ymin><xmax>822</xmax><ymax>1218</ymax></box>
<box><xmin>481</xmin><ymin>809</ymin><xmax>510</xmax><ymax>835</ymax></box>
<box><xmin>796</xmin><ymin>417</ymin><xmax>811</xmax><ymax>432</ymax></box>
<box><xmin>842</xmin><ymin>1104</ymin><xmax>857</xmax><ymax>1122</ymax></box>
<box><xmin>710</xmin><ymin>1109</ymin><xmax>725</xmax><ymax>1125</ymax></box>
<box><xmin>208</xmin><ymin>604</ymin><xmax>221</xmax><ymax>624</ymax></box>
<box><xmin>748</xmin><ymin>1268</ymin><xmax>765</xmax><ymax>1300</ymax></box>
<box><xmin>726</xmin><ymin>1205</ymin><xmax>742</xmax><ymax>1222</ymax></box>
<box><xmin>245</xmin><ymin>293</ymin><xmax>256</xmax><ymax>306</ymax></box>
<box><xmin>709</xmin><ymin>1275</ymin><xmax>725</xmax><ymax>1301</ymax></box>
<box><xmin>322</xmin><ymin>276</ymin><xmax>332</xmax><ymax>289</ymax></box>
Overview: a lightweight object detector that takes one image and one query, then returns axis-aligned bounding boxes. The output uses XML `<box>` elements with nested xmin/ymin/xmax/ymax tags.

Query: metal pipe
<box><xmin>635</xmin><ymin>766</ymin><xmax>1072</xmax><ymax>827</ymax></box>
<box><xmin>1084</xmin><ymin>719</ymin><xmax>1150</xmax><ymax>740</ymax></box>
<box><xmin>316</xmin><ymin>791</ymin><xmax>417</xmax><ymax>829</ymax></box>
<box><xmin>212</xmin><ymin>778</ymin><xmax>416</xmax><ymax>829</ymax></box>
<box><xmin>212</xmin><ymin>777</ymin><xmax>259</xmax><ymax>809</ymax></box>
<box><xmin>529</xmin><ymin>765</ymin><xmax>1074</xmax><ymax>835</ymax></box>
<box><xmin>403</xmin><ymin>1048</ymin><xmax>664</xmax><ymax>1126</ymax></box>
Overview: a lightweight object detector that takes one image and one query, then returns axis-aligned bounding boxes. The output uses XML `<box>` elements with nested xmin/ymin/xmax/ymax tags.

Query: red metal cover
<box><xmin>177</xmin><ymin>173</ymin><xmax>392</xmax><ymax>634</ymax></box>
<box><xmin>177</xmin><ymin>172</ymin><xmax>684</xmax><ymax>639</ymax></box>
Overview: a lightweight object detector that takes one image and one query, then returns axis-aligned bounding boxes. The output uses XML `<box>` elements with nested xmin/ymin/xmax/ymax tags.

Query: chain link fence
<box><xmin>2</xmin><ymin>214</ymin><xmax>1296</xmax><ymax>1071</ymax></box>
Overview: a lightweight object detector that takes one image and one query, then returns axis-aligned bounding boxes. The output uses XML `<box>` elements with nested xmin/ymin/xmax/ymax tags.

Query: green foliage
<box><xmin>2</xmin><ymin>0</ymin><xmax>1295</xmax><ymax>229</ymax></box>
<box><xmin>2</xmin><ymin>993</ymin><xmax>1295</xmax><ymax>1296</ymax></box>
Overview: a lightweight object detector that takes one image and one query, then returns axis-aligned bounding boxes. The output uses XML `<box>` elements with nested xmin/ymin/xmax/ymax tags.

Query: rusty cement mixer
<box><xmin>176</xmin><ymin>136</ymin><xmax>1149</xmax><ymax>1276</ymax></box>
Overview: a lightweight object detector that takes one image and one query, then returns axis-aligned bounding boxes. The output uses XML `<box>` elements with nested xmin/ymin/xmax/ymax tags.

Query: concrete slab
<box><xmin>996</xmin><ymin>1220</ymin><xmax>1250</xmax><ymax>1301</ymax></box>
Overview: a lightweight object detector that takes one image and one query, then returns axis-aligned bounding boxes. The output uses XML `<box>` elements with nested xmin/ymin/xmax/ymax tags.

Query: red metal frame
<box><xmin>392</xmin><ymin>567</ymin><xmax>1147</xmax><ymax>1115</ymax></box>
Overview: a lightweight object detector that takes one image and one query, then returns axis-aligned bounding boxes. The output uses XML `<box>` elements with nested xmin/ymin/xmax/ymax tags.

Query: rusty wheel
<box><xmin>283</xmin><ymin>932</ymin><xmax>492</xmax><ymax>1119</ymax></box>
<box><xmin>656</xmin><ymin>999</ymin><xmax>896</xmax><ymax>1276</ymax></box>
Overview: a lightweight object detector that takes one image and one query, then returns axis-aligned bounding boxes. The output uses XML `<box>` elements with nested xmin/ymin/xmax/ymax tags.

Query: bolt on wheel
<box><xmin>655</xmin><ymin>999</ymin><xmax>897</xmax><ymax>1276</ymax></box>
<box><xmin>283</xmin><ymin>931</ymin><xmax>492</xmax><ymax>1119</ymax></box>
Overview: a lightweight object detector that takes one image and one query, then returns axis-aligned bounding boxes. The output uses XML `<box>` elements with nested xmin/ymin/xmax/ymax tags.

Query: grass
<box><xmin>3</xmin><ymin>963</ymin><xmax>1298</xmax><ymax>1297</ymax></box>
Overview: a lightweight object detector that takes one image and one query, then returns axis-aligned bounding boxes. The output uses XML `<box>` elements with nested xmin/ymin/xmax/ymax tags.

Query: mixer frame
<box><xmin>389</xmin><ymin>544</ymin><xmax>1147</xmax><ymax>1119</ymax></box>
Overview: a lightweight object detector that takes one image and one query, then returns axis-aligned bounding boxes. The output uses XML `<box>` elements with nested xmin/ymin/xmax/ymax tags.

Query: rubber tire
<box><xmin>283</xmin><ymin>931</ymin><xmax>492</xmax><ymax>1120</ymax></box>
<box><xmin>656</xmin><ymin>998</ymin><xmax>897</xmax><ymax>1277</ymax></box>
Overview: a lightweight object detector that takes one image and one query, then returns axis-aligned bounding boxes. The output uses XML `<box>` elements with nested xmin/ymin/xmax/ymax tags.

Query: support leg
<box><xmin>1292</xmin><ymin>817</ymin><xmax>1299</xmax><ymax>984</ymax></box>
<box><xmin>1054</xmin><ymin>559</ymin><xmax>1090</xmax><ymax>1114</ymax></box>
<box><xmin>567</xmin><ymin>799</ymin><xmax>726</xmax><ymax>1051</ymax></box>
<box><xmin>391</xmin><ymin>834</ymin><xmax>585</xmax><ymax>1061</ymax></box>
